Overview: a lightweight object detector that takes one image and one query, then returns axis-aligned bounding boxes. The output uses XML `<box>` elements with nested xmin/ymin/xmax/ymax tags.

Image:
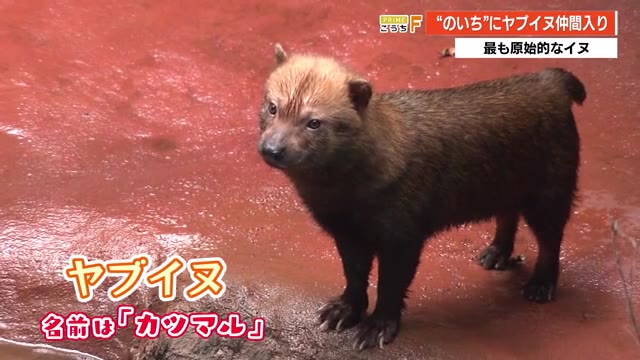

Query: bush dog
<box><xmin>257</xmin><ymin>43</ymin><xmax>585</xmax><ymax>350</ymax></box>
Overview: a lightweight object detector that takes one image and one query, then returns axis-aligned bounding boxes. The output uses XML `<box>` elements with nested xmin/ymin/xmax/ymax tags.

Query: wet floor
<box><xmin>1</xmin><ymin>0</ymin><xmax>639</xmax><ymax>359</ymax></box>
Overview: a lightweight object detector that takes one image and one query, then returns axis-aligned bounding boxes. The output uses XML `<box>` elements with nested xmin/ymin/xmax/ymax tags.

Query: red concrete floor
<box><xmin>1</xmin><ymin>0</ymin><xmax>639</xmax><ymax>359</ymax></box>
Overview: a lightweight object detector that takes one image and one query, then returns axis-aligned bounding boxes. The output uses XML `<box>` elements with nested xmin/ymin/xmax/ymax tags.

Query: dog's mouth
<box><xmin>262</xmin><ymin>155</ymin><xmax>290</xmax><ymax>170</ymax></box>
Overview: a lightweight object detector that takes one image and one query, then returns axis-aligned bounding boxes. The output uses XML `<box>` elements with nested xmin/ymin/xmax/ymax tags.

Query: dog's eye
<box><xmin>306</xmin><ymin>119</ymin><xmax>321</xmax><ymax>130</ymax></box>
<box><xmin>268</xmin><ymin>102</ymin><xmax>277</xmax><ymax>115</ymax></box>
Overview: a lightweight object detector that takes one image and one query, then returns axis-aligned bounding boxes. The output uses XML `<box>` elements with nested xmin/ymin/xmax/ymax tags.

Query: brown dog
<box><xmin>257</xmin><ymin>43</ymin><xmax>585</xmax><ymax>350</ymax></box>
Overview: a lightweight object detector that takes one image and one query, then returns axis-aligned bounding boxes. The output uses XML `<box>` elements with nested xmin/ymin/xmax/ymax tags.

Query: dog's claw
<box><xmin>317</xmin><ymin>303</ymin><xmax>331</xmax><ymax>313</ymax></box>
<box><xmin>352</xmin><ymin>316</ymin><xmax>399</xmax><ymax>351</ymax></box>
<box><xmin>316</xmin><ymin>296</ymin><xmax>364</xmax><ymax>333</ymax></box>
<box><xmin>358</xmin><ymin>341</ymin><xmax>366</xmax><ymax>351</ymax></box>
<box><xmin>319</xmin><ymin>320</ymin><xmax>330</xmax><ymax>332</ymax></box>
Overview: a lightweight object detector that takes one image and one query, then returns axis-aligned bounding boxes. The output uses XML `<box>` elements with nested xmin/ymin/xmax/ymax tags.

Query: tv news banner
<box><xmin>379</xmin><ymin>10</ymin><xmax>618</xmax><ymax>58</ymax></box>
<box><xmin>40</xmin><ymin>254</ymin><xmax>265</xmax><ymax>343</ymax></box>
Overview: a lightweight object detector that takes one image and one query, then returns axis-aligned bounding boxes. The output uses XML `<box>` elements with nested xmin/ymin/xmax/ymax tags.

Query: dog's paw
<box><xmin>317</xmin><ymin>296</ymin><xmax>364</xmax><ymax>332</ymax></box>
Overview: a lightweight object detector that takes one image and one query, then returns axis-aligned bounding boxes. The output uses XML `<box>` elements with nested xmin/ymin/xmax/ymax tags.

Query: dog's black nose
<box><xmin>261</xmin><ymin>143</ymin><xmax>286</xmax><ymax>162</ymax></box>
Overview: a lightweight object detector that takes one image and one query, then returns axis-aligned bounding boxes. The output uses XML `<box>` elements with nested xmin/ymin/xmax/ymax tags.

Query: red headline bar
<box><xmin>424</xmin><ymin>11</ymin><xmax>617</xmax><ymax>36</ymax></box>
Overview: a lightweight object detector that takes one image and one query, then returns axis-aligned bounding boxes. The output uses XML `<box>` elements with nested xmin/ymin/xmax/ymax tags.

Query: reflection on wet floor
<box><xmin>0</xmin><ymin>338</ymin><xmax>102</xmax><ymax>360</ymax></box>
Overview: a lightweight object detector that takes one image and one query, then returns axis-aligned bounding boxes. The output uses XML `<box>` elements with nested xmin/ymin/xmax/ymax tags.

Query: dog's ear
<box><xmin>348</xmin><ymin>79</ymin><xmax>373</xmax><ymax>115</ymax></box>
<box><xmin>274</xmin><ymin>43</ymin><xmax>288</xmax><ymax>65</ymax></box>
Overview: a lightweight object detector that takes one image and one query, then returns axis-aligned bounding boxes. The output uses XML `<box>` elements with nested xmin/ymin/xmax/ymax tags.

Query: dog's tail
<box><xmin>547</xmin><ymin>68</ymin><xmax>587</xmax><ymax>106</ymax></box>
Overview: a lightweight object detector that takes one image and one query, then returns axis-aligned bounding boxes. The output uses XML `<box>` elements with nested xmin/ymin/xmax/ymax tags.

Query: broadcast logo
<box><xmin>379</xmin><ymin>15</ymin><xmax>423</xmax><ymax>34</ymax></box>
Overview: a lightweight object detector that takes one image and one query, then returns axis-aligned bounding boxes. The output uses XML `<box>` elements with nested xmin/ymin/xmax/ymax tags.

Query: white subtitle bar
<box><xmin>454</xmin><ymin>37</ymin><xmax>618</xmax><ymax>59</ymax></box>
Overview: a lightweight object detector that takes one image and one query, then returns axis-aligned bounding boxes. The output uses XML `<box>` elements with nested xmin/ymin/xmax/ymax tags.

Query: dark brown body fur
<box><xmin>257</xmin><ymin>44</ymin><xmax>585</xmax><ymax>351</ymax></box>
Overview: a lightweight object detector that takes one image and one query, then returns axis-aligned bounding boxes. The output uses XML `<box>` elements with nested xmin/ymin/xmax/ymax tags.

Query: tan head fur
<box><xmin>257</xmin><ymin>43</ymin><xmax>373</xmax><ymax>171</ymax></box>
